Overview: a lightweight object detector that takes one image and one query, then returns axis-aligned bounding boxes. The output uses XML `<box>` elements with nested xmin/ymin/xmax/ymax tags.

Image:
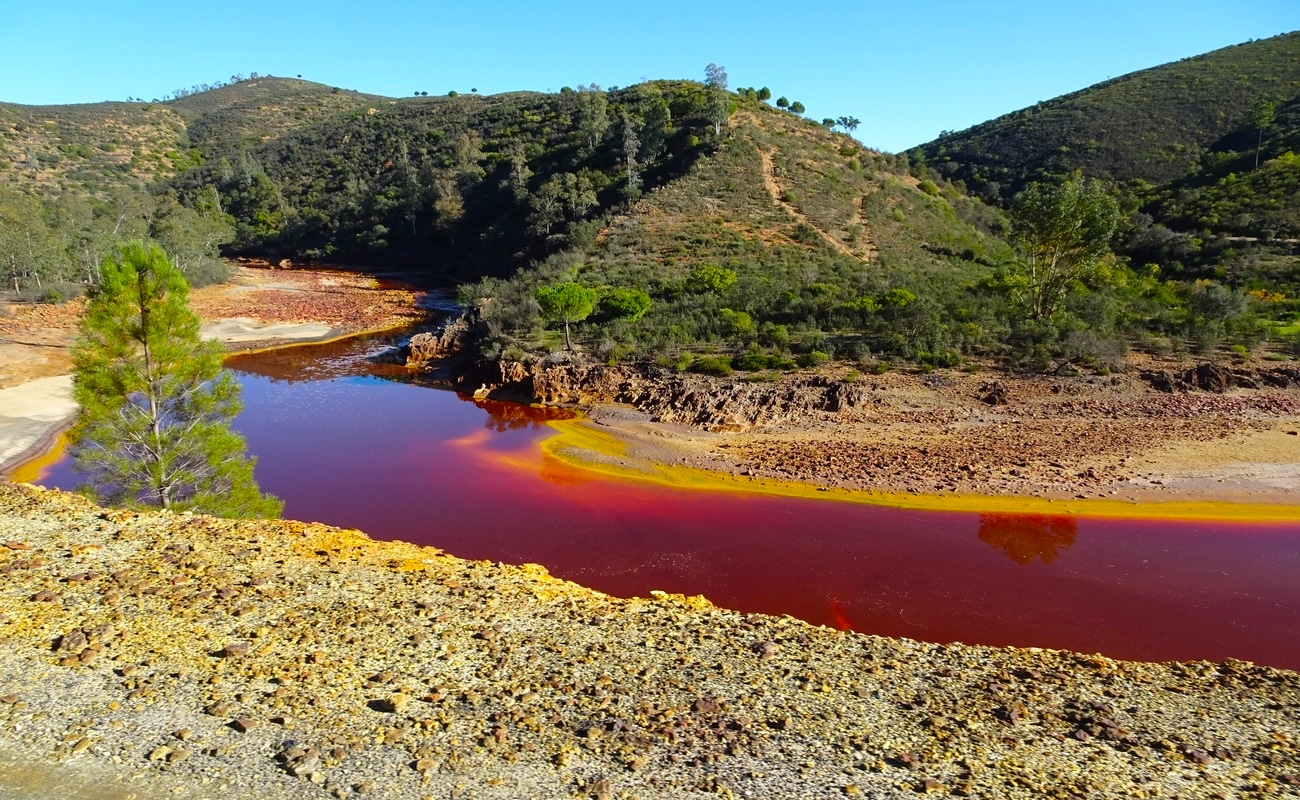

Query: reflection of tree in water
<box><xmin>224</xmin><ymin>333</ymin><xmax>408</xmax><ymax>384</ymax></box>
<box><xmin>472</xmin><ymin>399</ymin><xmax>574</xmax><ymax>432</ymax></box>
<box><xmin>978</xmin><ymin>514</ymin><xmax>1078</xmax><ymax>565</ymax></box>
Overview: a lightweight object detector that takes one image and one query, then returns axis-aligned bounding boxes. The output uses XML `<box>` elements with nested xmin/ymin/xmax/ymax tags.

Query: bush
<box><xmin>690</xmin><ymin>355</ymin><xmax>733</xmax><ymax>376</ymax></box>
<box><xmin>601</xmin><ymin>287</ymin><xmax>652</xmax><ymax>321</ymax></box>
<box><xmin>796</xmin><ymin>350</ymin><xmax>830</xmax><ymax>368</ymax></box>
<box><xmin>686</xmin><ymin>263</ymin><xmax>737</xmax><ymax>294</ymax></box>
<box><xmin>733</xmin><ymin>352</ymin><xmax>771</xmax><ymax>371</ymax></box>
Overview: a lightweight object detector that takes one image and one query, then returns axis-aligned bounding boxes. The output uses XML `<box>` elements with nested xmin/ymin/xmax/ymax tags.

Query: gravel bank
<box><xmin>0</xmin><ymin>483</ymin><xmax>1297</xmax><ymax>799</ymax></box>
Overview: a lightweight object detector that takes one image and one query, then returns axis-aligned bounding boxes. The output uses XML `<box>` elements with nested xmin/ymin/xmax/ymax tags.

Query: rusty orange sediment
<box><xmin>538</xmin><ymin>416</ymin><xmax>1300</xmax><ymax>524</ymax></box>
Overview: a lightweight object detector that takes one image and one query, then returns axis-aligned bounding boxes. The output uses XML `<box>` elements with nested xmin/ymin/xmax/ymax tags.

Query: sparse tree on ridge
<box><xmin>575</xmin><ymin>84</ymin><xmax>610</xmax><ymax>151</ymax></box>
<box><xmin>1247</xmin><ymin>99</ymin><xmax>1275</xmax><ymax>171</ymax></box>
<box><xmin>632</xmin><ymin>82</ymin><xmax>671</xmax><ymax>162</ymax></box>
<box><xmin>704</xmin><ymin>63</ymin><xmax>730</xmax><ymax>135</ymax></box>
<box><xmin>836</xmin><ymin>116</ymin><xmax>860</xmax><ymax>132</ymax></box>
<box><xmin>790</xmin><ymin>101</ymin><xmax>805</xmax><ymax>115</ymax></box>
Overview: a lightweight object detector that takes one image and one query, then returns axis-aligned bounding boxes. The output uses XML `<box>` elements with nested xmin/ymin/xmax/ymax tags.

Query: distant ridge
<box><xmin>908</xmin><ymin>31</ymin><xmax>1300</xmax><ymax>203</ymax></box>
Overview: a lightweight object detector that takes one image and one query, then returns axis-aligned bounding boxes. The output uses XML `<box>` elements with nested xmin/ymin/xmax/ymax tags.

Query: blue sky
<box><xmin>1</xmin><ymin>1</ymin><xmax>1295</xmax><ymax>152</ymax></box>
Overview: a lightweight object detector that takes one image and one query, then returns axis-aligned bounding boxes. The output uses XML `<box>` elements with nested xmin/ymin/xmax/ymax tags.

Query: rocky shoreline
<box><xmin>411</xmin><ymin>342</ymin><xmax>1300</xmax><ymax>506</ymax></box>
<box><xmin>1</xmin><ymin>483</ymin><xmax>1297</xmax><ymax>799</ymax></box>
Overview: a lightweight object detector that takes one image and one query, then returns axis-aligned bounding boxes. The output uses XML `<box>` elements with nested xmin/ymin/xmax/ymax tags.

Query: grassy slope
<box><xmin>544</xmin><ymin>103</ymin><xmax>1013</xmax><ymax>358</ymax></box>
<box><xmin>0</xmin><ymin>78</ymin><xmax>374</xmax><ymax>197</ymax></box>
<box><xmin>588</xmin><ymin>104</ymin><xmax>1008</xmax><ymax>297</ymax></box>
<box><xmin>908</xmin><ymin>31</ymin><xmax>1300</xmax><ymax>202</ymax></box>
<box><xmin>1147</xmin><ymin>94</ymin><xmax>1300</xmax><ymax>239</ymax></box>
<box><xmin>166</xmin><ymin>77</ymin><xmax>377</xmax><ymax>158</ymax></box>
<box><xmin>0</xmin><ymin>100</ymin><xmax>189</xmax><ymax>194</ymax></box>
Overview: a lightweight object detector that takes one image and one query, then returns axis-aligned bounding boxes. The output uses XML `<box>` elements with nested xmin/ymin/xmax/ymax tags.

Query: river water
<box><xmin>35</xmin><ymin>330</ymin><xmax>1300</xmax><ymax>670</ymax></box>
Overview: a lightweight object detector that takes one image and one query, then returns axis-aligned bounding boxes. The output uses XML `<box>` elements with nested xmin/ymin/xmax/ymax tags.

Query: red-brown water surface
<box><xmin>37</xmin><ymin>332</ymin><xmax>1300</xmax><ymax>670</ymax></box>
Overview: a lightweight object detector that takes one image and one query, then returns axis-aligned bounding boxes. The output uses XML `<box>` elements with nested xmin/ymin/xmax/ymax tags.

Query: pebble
<box><xmin>0</xmin><ymin>482</ymin><xmax>1294</xmax><ymax>800</ymax></box>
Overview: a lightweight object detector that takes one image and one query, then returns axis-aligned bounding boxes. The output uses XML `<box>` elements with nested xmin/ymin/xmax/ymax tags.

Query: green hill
<box><xmin>3</xmin><ymin>60</ymin><xmax>1296</xmax><ymax>370</ymax></box>
<box><xmin>160</xmin><ymin>82</ymin><xmax>1010</xmax><ymax>363</ymax></box>
<box><xmin>0</xmin><ymin>77</ymin><xmax>373</xmax><ymax>197</ymax></box>
<box><xmin>909</xmin><ymin>31</ymin><xmax>1300</xmax><ymax>203</ymax></box>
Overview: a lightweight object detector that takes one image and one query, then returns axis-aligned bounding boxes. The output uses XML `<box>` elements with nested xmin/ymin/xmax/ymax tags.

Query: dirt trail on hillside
<box><xmin>738</xmin><ymin>112</ymin><xmax>876</xmax><ymax>261</ymax></box>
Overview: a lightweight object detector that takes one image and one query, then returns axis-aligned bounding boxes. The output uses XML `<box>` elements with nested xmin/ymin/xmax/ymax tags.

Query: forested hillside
<box><xmin>2</xmin><ymin>53</ymin><xmax>1298</xmax><ymax>372</ymax></box>
<box><xmin>908</xmin><ymin>32</ymin><xmax>1300</xmax><ymax>203</ymax></box>
<box><xmin>0</xmin><ymin>77</ymin><xmax>376</xmax><ymax>297</ymax></box>
<box><xmin>158</xmin><ymin>79</ymin><xmax>1014</xmax><ymax>366</ymax></box>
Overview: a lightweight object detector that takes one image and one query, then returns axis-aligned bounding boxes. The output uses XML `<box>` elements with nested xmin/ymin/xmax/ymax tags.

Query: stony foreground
<box><xmin>0</xmin><ymin>484</ymin><xmax>1297</xmax><ymax>799</ymax></box>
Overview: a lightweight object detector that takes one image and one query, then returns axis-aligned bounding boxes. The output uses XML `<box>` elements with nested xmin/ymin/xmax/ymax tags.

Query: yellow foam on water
<box><xmin>538</xmin><ymin>417</ymin><xmax>1300</xmax><ymax>523</ymax></box>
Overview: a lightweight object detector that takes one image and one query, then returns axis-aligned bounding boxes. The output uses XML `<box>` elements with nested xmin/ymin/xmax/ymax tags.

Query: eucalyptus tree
<box><xmin>704</xmin><ymin>63</ymin><xmax>730</xmax><ymax>135</ymax></box>
<box><xmin>1008</xmin><ymin>176</ymin><xmax>1119</xmax><ymax>320</ymax></box>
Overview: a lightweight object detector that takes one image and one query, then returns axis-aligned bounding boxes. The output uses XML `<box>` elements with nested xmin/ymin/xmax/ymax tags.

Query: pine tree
<box><xmin>69</xmin><ymin>242</ymin><xmax>282</xmax><ymax>518</ymax></box>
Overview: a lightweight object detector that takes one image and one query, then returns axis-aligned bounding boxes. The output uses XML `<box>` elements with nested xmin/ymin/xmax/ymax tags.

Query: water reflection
<box><xmin>471</xmin><ymin>398</ymin><xmax>574</xmax><ymax>432</ymax></box>
<box><xmin>977</xmin><ymin>513</ymin><xmax>1078</xmax><ymax>565</ymax></box>
<box><xmin>224</xmin><ymin>330</ymin><xmax>415</xmax><ymax>384</ymax></box>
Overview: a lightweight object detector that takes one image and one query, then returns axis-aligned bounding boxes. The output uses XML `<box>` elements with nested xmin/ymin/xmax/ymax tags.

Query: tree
<box><xmin>704</xmin><ymin>63</ymin><xmax>730</xmax><ymax>135</ymax></box>
<box><xmin>789</xmin><ymin>101</ymin><xmax>805</xmax><ymax>115</ymax></box>
<box><xmin>1247</xmin><ymin>99</ymin><xmax>1275</xmax><ymax>171</ymax></box>
<box><xmin>536</xmin><ymin>282</ymin><xmax>597</xmax><ymax>350</ymax></box>
<box><xmin>776</xmin><ymin>96</ymin><xmax>789</xmax><ymax>109</ymax></box>
<box><xmin>69</xmin><ymin>242</ymin><xmax>281</xmax><ymax>518</ymax></box>
<box><xmin>601</xmin><ymin>287</ymin><xmax>652</xmax><ymax>321</ymax></box>
<box><xmin>620</xmin><ymin>110</ymin><xmax>642</xmax><ymax>195</ymax></box>
<box><xmin>1008</xmin><ymin>176</ymin><xmax>1119</xmax><ymax>320</ymax></box>
<box><xmin>575</xmin><ymin>85</ymin><xmax>610</xmax><ymax>151</ymax></box>
<box><xmin>631</xmin><ymin>82</ymin><xmax>672</xmax><ymax>162</ymax></box>
<box><xmin>836</xmin><ymin>116</ymin><xmax>860</xmax><ymax>132</ymax></box>
<box><xmin>504</xmin><ymin>142</ymin><xmax>533</xmax><ymax>203</ymax></box>
<box><xmin>757</xmin><ymin>87</ymin><xmax>772</xmax><ymax>102</ymax></box>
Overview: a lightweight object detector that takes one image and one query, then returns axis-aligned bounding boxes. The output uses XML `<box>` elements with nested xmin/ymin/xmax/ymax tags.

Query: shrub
<box><xmin>601</xmin><ymin>287</ymin><xmax>652</xmax><ymax>321</ymax></box>
<box><xmin>686</xmin><ymin>264</ymin><xmax>737</xmax><ymax>294</ymax></box>
<box><xmin>733</xmin><ymin>352</ymin><xmax>771</xmax><ymax>371</ymax></box>
<box><xmin>690</xmin><ymin>355</ymin><xmax>733</xmax><ymax>376</ymax></box>
<box><xmin>796</xmin><ymin>350</ymin><xmax>830</xmax><ymax>367</ymax></box>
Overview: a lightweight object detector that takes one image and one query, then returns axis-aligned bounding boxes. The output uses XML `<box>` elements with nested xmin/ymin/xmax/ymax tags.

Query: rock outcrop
<box><xmin>1140</xmin><ymin>363</ymin><xmax>1300</xmax><ymax>393</ymax></box>
<box><xmin>454</xmin><ymin>359</ymin><xmax>870</xmax><ymax>431</ymax></box>
<box><xmin>403</xmin><ymin>314</ymin><xmax>473</xmax><ymax>369</ymax></box>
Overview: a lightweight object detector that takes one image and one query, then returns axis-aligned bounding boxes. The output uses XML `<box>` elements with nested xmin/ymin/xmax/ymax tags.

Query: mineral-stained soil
<box><xmin>456</xmin><ymin>355</ymin><xmax>1300</xmax><ymax>506</ymax></box>
<box><xmin>0</xmin><ymin>483</ymin><xmax>1296</xmax><ymax>799</ymax></box>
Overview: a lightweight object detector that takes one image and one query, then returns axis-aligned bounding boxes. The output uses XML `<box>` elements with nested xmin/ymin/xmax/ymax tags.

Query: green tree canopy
<box><xmin>535</xmin><ymin>282</ymin><xmax>598</xmax><ymax>350</ymax></box>
<box><xmin>685</xmin><ymin>263</ymin><xmax>737</xmax><ymax>294</ymax></box>
<box><xmin>601</xmin><ymin>287</ymin><xmax>652</xmax><ymax>321</ymax></box>
<box><xmin>69</xmin><ymin>242</ymin><xmax>282</xmax><ymax>518</ymax></box>
<box><xmin>1008</xmin><ymin>176</ymin><xmax>1119</xmax><ymax>320</ymax></box>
